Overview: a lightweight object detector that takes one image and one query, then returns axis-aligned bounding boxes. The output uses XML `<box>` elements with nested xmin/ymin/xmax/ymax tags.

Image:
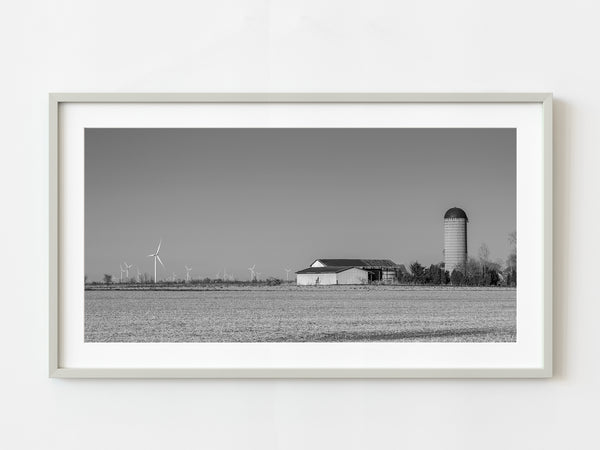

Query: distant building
<box><xmin>295</xmin><ymin>259</ymin><xmax>402</xmax><ymax>285</ymax></box>
<box><xmin>296</xmin><ymin>267</ymin><xmax>369</xmax><ymax>285</ymax></box>
<box><xmin>444</xmin><ymin>207</ymin><xmax>468</xmax><ymax>274</ymax></box>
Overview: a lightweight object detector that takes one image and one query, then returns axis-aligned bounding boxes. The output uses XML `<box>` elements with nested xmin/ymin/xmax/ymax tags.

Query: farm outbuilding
<box><xmin>295</xmin><ymin>259</ymin><xmax>402</xmax><ymax>285</ymax></box>
<box><xmin>296</xmin><ymin>267</ymin><xmax>369</xmax><ymax>285</ymax></box>
<box><xmin>310</xmin><ymin>259</ymin><xmax>401</xmax><ymax>283</ymax></box>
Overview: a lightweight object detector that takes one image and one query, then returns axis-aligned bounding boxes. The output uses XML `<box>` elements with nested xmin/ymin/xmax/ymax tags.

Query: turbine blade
<box><xmin>147</xmin><ymin>254</ymin><xmax>154</xmax><ymax>258</ymax></box>
<box><xmin>156</xmin><ymin>239</ymin><xmax>162</xmax><ymax>253</ymax></box>
<box><xmin>157</xmin><ymin>255</ymin><xmax>165</xmax><ymax>268</ymax></box>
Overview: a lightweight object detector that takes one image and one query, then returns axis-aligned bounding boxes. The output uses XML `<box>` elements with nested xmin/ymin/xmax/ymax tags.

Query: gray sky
<box><xmin>85</xmin><ymin>128</ymin><xmax>515</xmax><ymax>281</ymax></box>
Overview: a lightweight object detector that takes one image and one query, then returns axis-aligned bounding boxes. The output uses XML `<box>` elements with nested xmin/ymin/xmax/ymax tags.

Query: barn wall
<box><xmin>381</xmin><ymin>269</ymin><xmax>397</xmax><ymax>283</ymax></box>
<box><xmin>296</xmin><ymin>272</ymin><xmax>338</xmax><ymax>285</ymax></box>
<box><xmin>337</xmin><ymin>268</ymin><xmax>368</xmax><ymax>285</ymax></box>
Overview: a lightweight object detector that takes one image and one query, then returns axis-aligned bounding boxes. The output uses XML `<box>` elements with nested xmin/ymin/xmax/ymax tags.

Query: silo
<box><xmin>444</xmin><ymin>207</ymin><xmax>468</xmax><ymax>274</ymax></box>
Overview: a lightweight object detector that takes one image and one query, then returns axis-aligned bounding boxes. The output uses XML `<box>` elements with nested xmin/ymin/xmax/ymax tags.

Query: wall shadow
<box><xmin>552</xmin><ymin>98</ymin><xmax>570</xmax><ymax>379</ymax></box>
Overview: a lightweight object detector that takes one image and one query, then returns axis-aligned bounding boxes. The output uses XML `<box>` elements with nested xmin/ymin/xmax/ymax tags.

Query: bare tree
<box><xmin>478</xmin><ymin>243</ymin><xmax>490</xmax><ymax>266</ymax></box>
<box><xmin>508</xmin><ymin>231</ymin><xmax>517</xmax><ymax>248</ymax></box>
<box><xmin>506</xmin><ymin>231</ymin><xmax>517</xmax><ymax>286</ymax></box>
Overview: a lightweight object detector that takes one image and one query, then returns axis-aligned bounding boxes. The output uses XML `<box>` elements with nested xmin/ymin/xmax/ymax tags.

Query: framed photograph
<box><xmin>50</xmin><ymin>93</ymin><xmax>552</xmax><ymax>378</ymax></box>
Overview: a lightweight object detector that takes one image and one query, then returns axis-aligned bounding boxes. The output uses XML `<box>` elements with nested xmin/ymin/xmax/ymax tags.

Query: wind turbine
<box><xmin>248</xmin><ymin>265</ymin><xmax>256</xmax><ymax>281</ymax></box>
<box><xmin>147</xmin><ymin>239</ymin><xmax>165</xmax><ymax>283</ymax></box>
<box><xmin>185</xmin><ymin>265</ymin><xmax>192</xmax><ymax>282</ymax></box>
<box><xmin>285</xmin><ymin>268</ymin><xmax>291</xmax><ymax>282</ymax></box>
<box><xmin>119</xmin><ymin>264</ymin><xmax>125</xmax><ymax>283</ymax></box>
<box><xmin>223</xmin><ymin>268</ymin><xmax>234</xmax><ymax>282</ymax></box>
<box><xmin>123</xmin><ymin>262</ymin><xmax>132</xmax><ymax>280</ymax></box>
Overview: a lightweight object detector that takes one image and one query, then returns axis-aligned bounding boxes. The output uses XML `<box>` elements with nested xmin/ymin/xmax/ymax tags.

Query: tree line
<box><xmin>400</xmin><ymin>232</ymin><xmax>517</xmax><ymax>287</ymax></box>
<box><xmin>89</xmin><ymin>275</ymin><xmax>287</xmax><ymax>286</ymax></box>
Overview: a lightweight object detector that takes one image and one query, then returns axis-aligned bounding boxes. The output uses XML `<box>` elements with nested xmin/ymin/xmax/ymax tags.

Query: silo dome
<box><xmin>444</xmin><ymin>207</ymin><xmax>468</xmax><ymax>275</ymax></box>
<box><xmin>444</xmin><ymin>207</ymin><xmax>468</xmax><ymax>220</ymax></box>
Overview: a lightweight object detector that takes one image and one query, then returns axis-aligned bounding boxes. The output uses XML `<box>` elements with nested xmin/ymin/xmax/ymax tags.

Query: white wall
<box><xmin>1</xmin><ymin>1</ymin><xmax>597</xmax><ymax>449</ymax></box>
<box><xmin>337</xmin><ymin>268</ymin><xmax>369</xmax><ymax>285</ymax></box>
<box><xmin>297</xmin><ymin>272</ymin><xmax>338</xmax><ymax>285</ymax></box>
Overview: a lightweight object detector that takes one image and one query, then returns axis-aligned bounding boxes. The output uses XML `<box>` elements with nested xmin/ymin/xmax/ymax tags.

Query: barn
<box><xmin>295</xmin><ymin>259</ymin><xmax>403</xmax><ymax>285</ymax></box>
<box><xmin>311</xmin><ymin>259</ymin><xmax>401</xmax><ymax>282</ymax></box>
<box><xmin>296</xmin><ymin>266</ymin><xmax>369</xmax><ymax>285</ymax></box>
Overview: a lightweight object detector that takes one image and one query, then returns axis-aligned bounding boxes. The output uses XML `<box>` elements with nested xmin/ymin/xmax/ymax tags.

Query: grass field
<box><xmin>84</xmin><ymin>286</ymin><xmax>516</xmax><ymax>343</ymax></box>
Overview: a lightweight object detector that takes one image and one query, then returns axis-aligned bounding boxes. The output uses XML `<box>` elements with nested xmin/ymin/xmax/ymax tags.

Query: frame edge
<box><xmin>50</xmin><ymin>367</ymin><xmax>551</xmax><ymax>379</ymax></box>
<box><xmin>47</xmin><ymin>92</ymin><xmax>552</xmax><ymax>104</ymax></box>
<box><xmin>49</xmin><ymin>94</ymin><xmax>59</xmax><ymax>377</ymax></box>
<box><xmin>543</xmin><ymin>93</ymin><xmax>553</xmax><ymax>377</ymax></box>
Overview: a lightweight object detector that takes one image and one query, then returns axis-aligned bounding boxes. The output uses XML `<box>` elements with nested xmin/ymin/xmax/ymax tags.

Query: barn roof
<box><xmin>313</xmin><ymin>259</ymin><xmax>400</xmax><ymax>268</ymax></box>
<box><xmin>296</xmin><ymin>266</ymin><xmax>367</xmax><ymax>274</ymax></box>
<box><xmin>397</xmin><ymin>264</ymin><xmax>409</xmax><ymax>275</ymax></box>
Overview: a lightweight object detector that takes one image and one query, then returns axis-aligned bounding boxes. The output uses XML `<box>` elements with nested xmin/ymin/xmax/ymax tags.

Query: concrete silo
<box><xmin>444</xmin><ymin>207</ymin><xmax>468</xmax><ymax>274</ymax></box>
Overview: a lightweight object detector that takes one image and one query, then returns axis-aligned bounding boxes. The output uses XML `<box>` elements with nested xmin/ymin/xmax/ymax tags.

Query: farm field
<box><xmin>84</xmin><ymin>286</ymin><xmax>516</xmax><ymax>343</ymax></box>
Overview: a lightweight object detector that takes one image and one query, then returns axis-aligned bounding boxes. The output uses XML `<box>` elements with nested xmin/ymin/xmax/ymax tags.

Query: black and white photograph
<box><xmin>84</xmin><ymin>127</ymin><xmax>517</xmax><ymax>343</ymax></box>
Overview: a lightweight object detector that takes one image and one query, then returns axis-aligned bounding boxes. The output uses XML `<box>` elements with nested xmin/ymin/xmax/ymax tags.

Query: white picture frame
<box><xmin>49</xmin><ymin>93</ymin><xmax>552</xmax><ymax>378</ymax></box>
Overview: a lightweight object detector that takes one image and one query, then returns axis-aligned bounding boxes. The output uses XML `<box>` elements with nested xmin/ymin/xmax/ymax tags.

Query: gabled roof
<box><xmin>361</xmin><ymin>259</ymin><xmax>401</xmax><ymax>268</ymax></box>
<box><xmin>296</xmin><ymin>266</ymin><xmax>367</xmax><ymax>275</ymax></box>
<box><xmin>312</xmin><ymin>259</ymin><xmax>400</xmax><ymax>268</ymax></box>
<box><xmin>396</xmin><ymin>264</ymin><xmax>409</xmax><ymax>275</ymax></box>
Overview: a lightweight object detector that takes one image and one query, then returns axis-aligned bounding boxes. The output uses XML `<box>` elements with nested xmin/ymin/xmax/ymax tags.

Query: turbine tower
<box><xmin>147</xmin><ymin>239</ymin><xmax>165</xmax><ymax>283</ymax></box>
<box><xmin>285</xmin><ymin>268</ymin><xmax>291</xmax><ymax>281</ymax></box>
<box><xmin>185</xmin><ymin>265</ymin><xmax>192</xmax><ymax>282</ymax></box>
<box><xmin>123</xmin><ymin>262</ymin><xmax>132</xmax><ymax>280</ymax></box>
<box><xmin>248</xmin><ymin>265</ymin><xmax>256</xmax><ymax>281</ymax></box>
